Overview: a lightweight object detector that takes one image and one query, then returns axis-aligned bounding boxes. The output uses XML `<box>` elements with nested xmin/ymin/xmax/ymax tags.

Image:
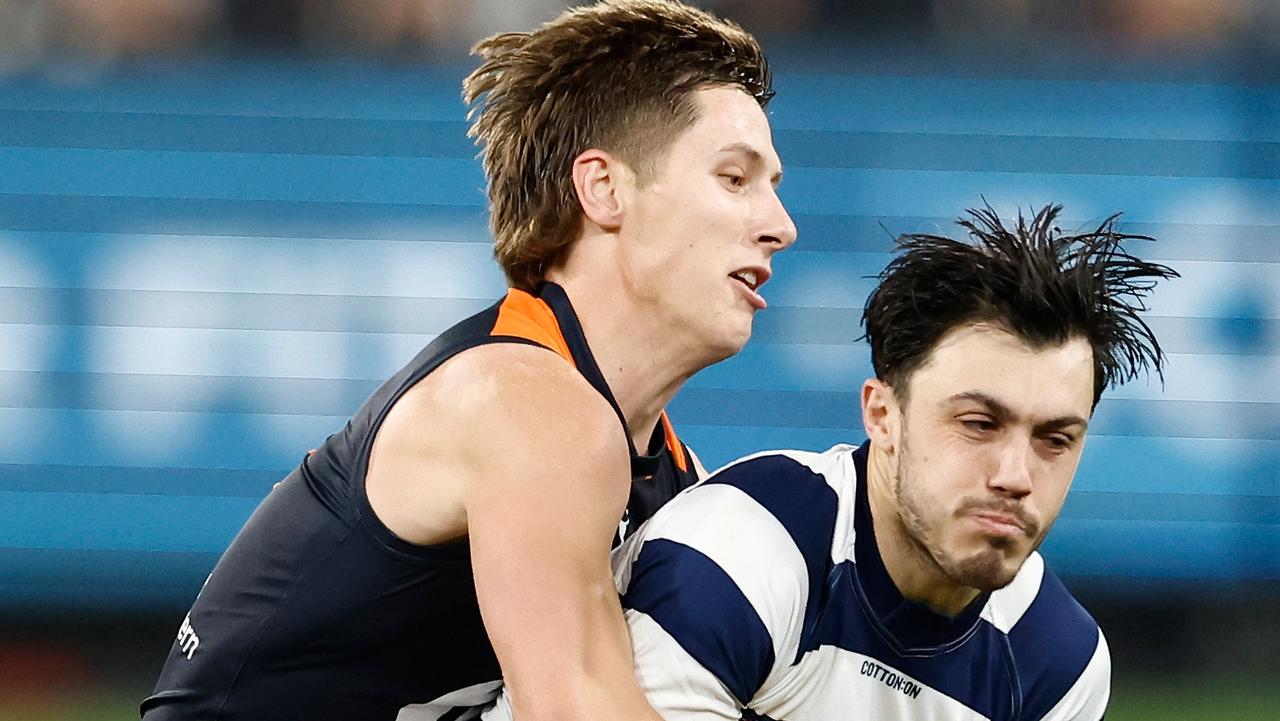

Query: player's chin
<box><xmin>702</xmin><ymin>336</ymin><xmax>748</xmax><ymax>366</ymax></box>
<box><xmin>717</xmin><ymin>320</ymin><xmax>754</xmax><ymax>359</ymax></box>
<box><xmin>948</xmin><ymin>547</ymin><xmax>1025</xmax><ymax>592</ymax></box>
<box><xmin>699</xmin><ymin>311</ymin><xmax>754</xmax><ymax>361</ymax></box>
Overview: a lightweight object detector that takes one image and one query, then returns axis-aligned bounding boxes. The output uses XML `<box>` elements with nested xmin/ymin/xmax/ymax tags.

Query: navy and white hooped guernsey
<box><xmin>489</xmin><ymin>442</ymin><xmax>1109</xmax><ymax>721</ymax></box>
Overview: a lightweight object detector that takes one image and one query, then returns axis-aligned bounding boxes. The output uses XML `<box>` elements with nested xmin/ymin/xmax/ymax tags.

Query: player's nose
<box><xmin>988</xmin><ymin>439</ymin><xmax>1033</xmax><ymax>499</ymax></box>
<box><xmin>755</xmin><ymin>185</ymin><xmax>797</xmax><ymax>252</ymax></box>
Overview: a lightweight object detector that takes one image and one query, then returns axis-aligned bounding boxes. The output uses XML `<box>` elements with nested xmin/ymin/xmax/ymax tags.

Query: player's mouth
<box><xmin>969</xmin><ymin>510</ymin><xmax>1030</xmax><ymax>540</ymax></box>
<box><xmin>729</xmin><ymin>266</ymin><xmax>770</xmax><ymax>310</ymax></box>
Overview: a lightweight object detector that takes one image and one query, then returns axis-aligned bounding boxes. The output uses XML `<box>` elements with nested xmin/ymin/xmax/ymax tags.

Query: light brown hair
<box><xmin>463</xmin><ymin>0</ymin><xmax>773</xmax><ymax>290</ymax></box>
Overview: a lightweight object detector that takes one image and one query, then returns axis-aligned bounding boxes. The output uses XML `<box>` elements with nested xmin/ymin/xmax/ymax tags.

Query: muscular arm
<box><xmin>369</xmin><ymin>343</ymin><xmax>663</xmax><ymax>721</ymax></box>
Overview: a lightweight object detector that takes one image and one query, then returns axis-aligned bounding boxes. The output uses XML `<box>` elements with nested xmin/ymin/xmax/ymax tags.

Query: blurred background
<box><xmin>0</xmin><ymin>0</ymin><xmax>1276</xmax><ymax>719</ymax></box>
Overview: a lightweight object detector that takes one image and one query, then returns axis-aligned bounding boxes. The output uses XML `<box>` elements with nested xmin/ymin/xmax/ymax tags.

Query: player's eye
<box><xmin>1042</xmin><ymin>434</ymin><xmax>1074</xmax><ymax>451</ymax></box>
<box><xmin>720</xmin><ymin>172</ymin><xmax>746</xmax><ymax>189</ymax></box>
<box><xmin>960</xmin><ymin>417</ymin><xmax>997</xmax><ymax>433</ymax></box>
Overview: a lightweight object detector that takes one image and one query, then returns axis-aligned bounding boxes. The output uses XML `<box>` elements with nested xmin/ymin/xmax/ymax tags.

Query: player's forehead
<box><xmin>676</xmin><ymin>86</ymin><xmax>782</xmax><ymax>173</ymax></box>
<box><xmin>907</xmin><ymin>323</ymin><xmax>1095</xmax><ymax>421</ymax></box>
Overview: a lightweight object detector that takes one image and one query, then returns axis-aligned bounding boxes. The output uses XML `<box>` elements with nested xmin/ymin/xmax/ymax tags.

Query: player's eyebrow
<box><xmin>948</xmin><ymin>391</ymin><xmax>1089</xmax><ymax>434</ymax></box>
<box><xmin>1034</xmin><ymin>415</ymin><xmax>1089</xmax><ymax>436</ymax></box>
<box><xmin>717</xmin><ymin>141</ymin><xmax>784</xmax><ymax>186</ymax></box>
<box><xmin>948</xmin><ymin>391</ymin><xmax>1015</xmax><ymax>419</ymax></box>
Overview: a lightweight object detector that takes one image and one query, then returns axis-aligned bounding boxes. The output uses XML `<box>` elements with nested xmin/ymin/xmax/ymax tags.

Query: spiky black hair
<box><xmin>862</xmin><ymin>204</ymin><xmax>1179</xmax><ymax>407</ymax></box>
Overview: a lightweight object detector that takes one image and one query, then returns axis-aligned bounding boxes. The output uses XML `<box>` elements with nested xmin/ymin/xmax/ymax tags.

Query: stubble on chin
<box><xmin>893</xmin><ymin>440</ymin><xmax>1020</xmax><ymax>594</ymax></box>
<box><xmin>948</xmin><ymin>547</ymin><xmax>1018</xmax><ymax>592</ymax></box>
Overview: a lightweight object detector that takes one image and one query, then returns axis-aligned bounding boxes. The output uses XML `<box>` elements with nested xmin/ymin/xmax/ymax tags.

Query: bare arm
<box><xmin>453</xmin><ymin>345</ymin><xmax>663</xmax><ymax>721</ymax></box>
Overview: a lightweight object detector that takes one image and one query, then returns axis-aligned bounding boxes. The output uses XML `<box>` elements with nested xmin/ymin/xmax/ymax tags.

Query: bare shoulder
<box><xmin>432</xmin><ymin>342</ymin><xmax>623</xmax><ymax>448</ymax></box>
<box><xmin>447</xmin><ymin>342</ymin><xmax>603</xmax><ymax>408</ymax></box>
<box><xmin>366</xmin><ymin>342</ymin><xmax>627</xmax><ymax>545</ymax></box>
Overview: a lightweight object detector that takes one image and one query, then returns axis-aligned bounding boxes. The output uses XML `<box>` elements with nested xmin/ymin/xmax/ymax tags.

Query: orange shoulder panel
<box><xmin>659</xmin><ymin>412</ymin><xmax>689</xmax><ymax>472</ymax></box>
<box><xmin>489</xmin><ymin>288</ymin><xmax>575</xmax><ymax>365</ymax></box>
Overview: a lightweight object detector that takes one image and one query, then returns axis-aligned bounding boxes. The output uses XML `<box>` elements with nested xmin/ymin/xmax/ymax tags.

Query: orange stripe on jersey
<box><xmin>489</xmin><ymin>288</ymin><xmax>575</xmax><ymax>365</ymax></box>
<box><xmin>659</xmin><ymin>412</ymin><xmax>688</xmax><ymax>472</ymax></box>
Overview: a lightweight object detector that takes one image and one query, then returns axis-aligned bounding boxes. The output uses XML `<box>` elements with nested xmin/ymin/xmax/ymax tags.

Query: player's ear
<box><xmin>572</xmin><ymin>148</ymin><xmax>625</xmax><ymax>231</ymax></box>
<box><xmin>861</xmin><ymin>378</ymin><xmax>899</xmax><ymax>454</ymax></box>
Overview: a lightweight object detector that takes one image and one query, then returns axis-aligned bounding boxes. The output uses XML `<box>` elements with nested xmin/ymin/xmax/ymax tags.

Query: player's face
<box><xmin>618</xmin><ymin>85</ymin><xmax>796</xmax><ymax>363</ymax></box>
<box><xmin>891</xmin><ymin>323</ymin><xmax>1094</xmax><ymax>592</ymax></box>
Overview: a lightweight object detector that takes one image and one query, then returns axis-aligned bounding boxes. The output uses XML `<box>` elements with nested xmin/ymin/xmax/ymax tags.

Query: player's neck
<box><xmin>547</xmin><ymin>271</ymin><xmax>697</xmax><ymax>454</ymax></box>
<box><xmin>866</xmin><ymin>444</ymin><xmax>982</xmax><ymax>618</ymax></box>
